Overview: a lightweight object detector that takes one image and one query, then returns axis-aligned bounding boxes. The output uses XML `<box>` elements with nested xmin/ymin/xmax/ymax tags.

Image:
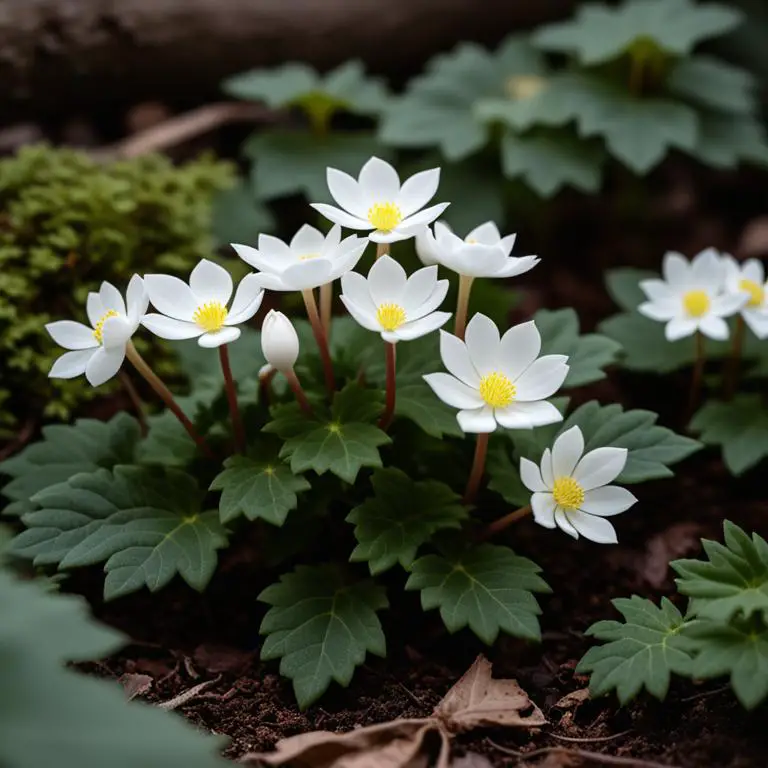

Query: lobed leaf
<box><xmin>667</xmin><ymin>56</ymin><xmax>757</xmax><ymax>116</ymax></box>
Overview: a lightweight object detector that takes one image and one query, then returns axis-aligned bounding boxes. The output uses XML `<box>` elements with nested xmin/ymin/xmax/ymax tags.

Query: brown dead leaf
<box><xmin>739</xmin><ymin>216</ymin><xmax>768</xmax><ymax>258</ymax></box>
<box><xmin>553</xmin><ymin>688</ymin><xmax>590</xmax><ymax>710</ymax></box>
<box><xmin>640</xmin><ymin>523</ymin><xmax>703</xmax><ymax>588</ymax></box>
<box><xmin>450</xmin><ymin>754</ymin><xmax>495</xmax><ymax>768</ymax></box>
<box><xmin>193</xmin><ymin>643</ymin><xmax>253</xmax><ymax>674</ymax></box>
<box><xmin>435</xmin><ymin>655</ymin><xmax>546</xmax><ymax>732</ymax></box>
<box><xmin>117</xmin><ymin>672</ymin><xmax>153</xmax><ymax>701</ymax></box>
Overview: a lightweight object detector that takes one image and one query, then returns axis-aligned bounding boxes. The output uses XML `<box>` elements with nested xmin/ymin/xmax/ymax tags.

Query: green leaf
<box><xmin>0</xmin><ymin>414</ymin><xmax>139</xmax><ymax>517</ymax></box>
<box><xmin>667</xmin><ymin>56</ymin><xmax>757</xmax><ymax>115</ymax></box>
<box><xmin>140</xmin><ymin>410</ymin><xmax>198</xmax><ymax>468</ymax></box>
<box><xmin>265</xmin><ymin>384</ymin><xmax>390</xmax><ymax>484</ymax></box>
<box><xmin>536</xmin><ymin>308</ymin><xmax>621</xmax><ymax>387</ymax></box>
<box><xmin>533</xmin><ymin>0</ymin><xmax>743</xmax><ymax>64</ymax></box>
<box><xmin>486</xmin><ymin>441</ymin><xmax>530</xmax><ymax>507</ymax></box>
<box><xmin>259</xmin><ymin>564</ymin><xmax>388</xmax><ymax>708</ymax></box>
<box><xmin>245</xmin><ymin>131</ymin><xmax>390</xmax><ymax>202</ymax></box>
<box><xmin>10</xmin><ymin>466</ymin><xmax>228</xmax><ymax>600</ymax></box>
<box><xmin>346</xmin><ymin>468</ymin><xmax>467</xmax><ymax>575</ymax></box>
<box><xmin>379</xmin><ymin>37</ymin><xmax>547</xmax><ymax>160</ymax></box>
<box><xmin>0</xmin><ymin>561</ymin><xmax>228</xmax><ymax>768</ymax></box>
<box><xmin>577</xmin><ymin>596</ymin><xmax>695</xmax><ymax>704</ymax></box>
<box><xmin>210</xmin><ymin>456</ymin><xmax>310</xmax><ymax>525</ymax></box>
<box><xmin>406</xmin><ymin>544</ymin><xmax>550</xmax><ymax>643</ymax></box>
<box><xmin>672</xmin><ymin>521</ymin><xmax>768</xmax><ymax>623</ymax></box>
<box><xmin>395</xmin><ymin>382</ymin><xmax>464</xmax><ymax>439</ymax></box>
<box><xmin>690</xmin><ymin>396</ymin><xmax>768</xmax><ymax>475</ymax></box>
<box><xmin>684</xmin><ymin>618</ymin><xmax>768</xmax><ymax>709</ymax></box>
<box><xmin>211</xmin><ymin>181</ymin><xmax>275</xmax><ymax>246</ymax></box>
<box><xmin>500</xmin><ymin>130</ymin><xmax>604</xmax><ymax>196</ymax></box>
<box><xmin>693</xmin><ymin>113</ymin><xmax>768</xmax><ymax>169</ymax></box>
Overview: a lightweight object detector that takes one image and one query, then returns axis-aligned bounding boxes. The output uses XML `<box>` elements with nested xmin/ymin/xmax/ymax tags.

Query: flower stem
<box><xmin>125</xmin><ymin>342</ymin><xmax>214</xmax><ymax>459</ymax></box>
<box><xmin>463</xmin><ymin>431</ymin><xmax>490</xmax><ymax>505</ymax></box>
<box><xmin>376</xmin><ymin>242</ymin><xmax>390</xmax><ymax>259</ymax></box>
<box><xmin>259</xmin><ymin>365</ymin><xmax>277</xmax><ymax>406</ymax></box>
<box><xmin>320</xmin><ymin>281</ymin><xmax>333</xmax><ymax>339</ymax></box>
<box><xmin>302</xmin><ymin>288</ymin><xmax>336</xmax><ymax>397</ymax></box>
<box><xmin>454</xmin><ymin>274</ymin><xmax>474</xmax><ymax>340</ymax></box>
<box><xmin>686</xmin><ymin>331</ymin><xmax>705</xmax><ymax>422</ymax></box>
<box><xmin>479</xmin><ymin>505</ymin><xmax>532</xmax><ymax>541</ymax></box>
<box><xmin>285</xmin><ymin>368</ymin><xmax>313</xmax><ymax>416</ymax></box>
<box><xmin>723</xmin><ymin>315</ymin><xmax>745</xmax><ymax>402</ymax></box>
<box><xmin>118</xmin><ymin>369</ymin><xmax>148</xmax><ymax>436</ymax></box>
<box><xmin>219</xmin><ymin>344</ymin><xmax>246</xmax><ymax>454</ymax></box>
<box><xmin>378</xmin><ymin>341</ymin><xmax>397</xmax><ymax>430</ymax></box>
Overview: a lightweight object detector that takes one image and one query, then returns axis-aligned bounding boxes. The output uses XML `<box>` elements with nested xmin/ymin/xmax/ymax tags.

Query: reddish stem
<box><xmin>302</xmin><ymin>289</ymin><xmax>336</xmax><ymax>397</ymax></box>
<box><xmin>285</xmin><ymin>369</ymin><xmax>313</xmax><ymax>416</ymax></box>
<box><xmin>378</xmin><ymin>342</ymin><xmax>397</xmax><ymax>430</ymax></box>
<box><xmin>219</xmin><ymin>344</ymin><xmax>246</xmax><ymax>453</ymax></box>
<box><xmin>463</xmin><ymin>432</ymin><xmax>490</xmax><ymax>505</ymax></box>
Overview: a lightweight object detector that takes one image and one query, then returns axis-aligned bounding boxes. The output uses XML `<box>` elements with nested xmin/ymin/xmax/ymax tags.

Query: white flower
<box><xmin>231</xmin><ymin>224</ymin><xmax>366</xmax><ymax>292</ymax></box>
<box><xmin>46</xmin><ymin>276</ymin><xmax>148</xmax><ymax>387</ymax></box>
<box><xmin>520</xmin><ymin>426</ymin><xmax>637</xmax><ymax>544</ymax></box>
<box><xmin>310</xmin><ymin>156</ymin><xmax>449</xmax><ymax>244</ymax></box>
<box><xmin>340</xmin><ymin>255</ymin><xmax>450</xmax><ymax>343</ymax></box>
<box><xmin>638</xmin><ymin>249</ymin><xmax>747</xmax><ymax>341</ymax></box>
<box><xmin>261</xmin><ymin>310</ymin><xmax>300</xmax><ymax>372</ymax></box>
<box><xmin>423</xmin><ymin>314</ymin><xmax>569</xmax><ymax>433</ymax></box>
<box><xmin>142</xmin><ymin>259</ymin><xmax>264</xmax><ymax>348</ymax></box>
<box><xmin>415</xmin><ymin>220</ymin><xmax>539</xmax><ymax>278</ymax></box>
<box><xmin>722</xmin><ymin>255</ymin><xmax>768</xmax><ymax>338</ymax></box>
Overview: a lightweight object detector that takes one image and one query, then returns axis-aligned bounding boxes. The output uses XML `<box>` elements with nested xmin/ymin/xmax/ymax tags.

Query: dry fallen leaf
<box><xmin>117</xmin><ymin>672</ymin><xmax>153</xmax><ymax>701</ymax></box>
<box><xmin>553</xmin><ymin>688</ymin><xmax>590</xmax><ymax>711</ymax></box>
<box><xmin>640</xmin><ymin>523</ymin><xmax>703</xmax><ymax>588</ymax></box>
<box><xmin>241</xmin><ymin>656</ymin><xmax>543</xmax><ymax>768</ymax></box>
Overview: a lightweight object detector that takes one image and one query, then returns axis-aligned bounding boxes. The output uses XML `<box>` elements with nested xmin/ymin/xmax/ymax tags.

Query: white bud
<box><xmin>261</xmin><ymin>310</ymin><xmax>299</xmax><ymax>372</ymax></box>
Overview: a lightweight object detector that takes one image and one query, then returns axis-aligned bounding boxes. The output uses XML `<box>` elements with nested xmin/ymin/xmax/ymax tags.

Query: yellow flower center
<box><xmin>478</xmin><ymin>371</ymin><xmax>516</xmax><ymax>408</ymax></box>
<box><xmin>739</xmin><ymin>278</ymin><xmax>764</xmax><ymax>307</ymax></box>
<box><xmin>465</xmin><ymin>238</ymin><xmax>478</xmax><ymax>244</ymax></box>
<box><xmin>299</xmin><ymin>252</ymin><xmax>320</xmax><ymax>261</ymax></box>
<box><xmin>193</xmin><ymin>301</ymin><xmax>228</xmax><ymax>332</ymax></box>
<box><xmin>368</xmin><ymin>202</ymin><xmax>402</xmax><ymax>232</ymax></box>
<box><xmin>92</xmin><ymin>310</ymin><xmax>118</xmax><ymax>344</ymax></box>
<box><xmin>376</xmin><ymin>303</ymin><xmax>406</xmax><ymax>331</ymax></box>
<box><xmin>552</xmin><ymin>476</ymin><xmax>585</xmax><ymax>510</ymax></box>
<box><xmin>505</xmin><ymin>74</ymin><xmax>547</xmax><ymax>101</ymax></box>
<box><xmin>682</xmin><ymin>289</ymin><xmax>710</xmax><ymax>318</ymax></box>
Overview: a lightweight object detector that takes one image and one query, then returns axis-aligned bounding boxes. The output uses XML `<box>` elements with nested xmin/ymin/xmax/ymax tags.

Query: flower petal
<box><xmin>231</xmin><ymin>243</ymin><xmax>282</xmax><ymax>273</ymax></box>
<box><xmin>397</xmin><ymin>168</ymin><xmax>439</xmax><ymax>217</ymax></box>
<box><xmin>99</xmin><ymin>281</ymin><xmax>127</xmax><ymax>316</ymax></box>
<box><xmin>190</xmin><ymin>259</ymin><xmax>233</xmax><ymax>304</ymax></box>
<box><xmin>290</xmin><ymin>223</ymin><xmax>327</xmax><ymax>254</ymax></box>
<box><xmin>457</xmin><ymin>405</ymin><xmax>496</xmax><ymax>433</ymax></box>
<box><xmin>565</xmin><ymin>510</ymin><xmax>618</xmax><ymax>544</ymax></box>
<box><xmin>401</xmin><ymin>265</ymin><xmax>438</xmax><ymax>312</ymax></box>
<box><xmin>397</xmin><ymin>203</ymin><xmax>451</xmax><ymax>236</ymax></box>
<box><xmin>327</xmin><ymin>241</ymin><xmax>367</xmax><ymax>282</ymax></box>
<box><xmin>665</xmin><ymin>316</ymin><xmax>697</xmax><ymax>341</ymax></box>
<box><xmin>368</xmin><ymin>255</ymin><xmax>407</xmax><ymax>306</ymax></box>
<box><xmin>408</xmin><ymin>280</ymin><xmax>449</xmax><ymax>321</ymax></box>
<box><xmin>326</xmin><ymin>169</ymin><xmax>367</xmax><ymax>218</ymax></box>
<box><xmin>423</xmin><ymin>372</ymin><xmax>484</xmax><ymax>409</ymax></box>
<box><xmin>227</xmin><ymin>274</ymin><xmax>265</xmax><ymax>324</ymax></box>
<box><xmin>258</xmin><ymin>233</ymin><xmax>294</xmax><ymax>260</ymax></box>
<box><xmin>499</xmin><ymin>233</ymin><xmax>517</xmax><ymax>256</ymax></box>
<box><xmin>499</xmin><ymin>321</ymin><xmax>541</xmax><ymax>381</ymax></box>
<box><xmin>580</xmin><ymin>486</ymin><xmax>637</xmax><ymax>517</ymax></box>
<box><xmin>552</xmin><ymin>426</ymin><xmax>584</xmax><ymax>478</ymax></box>
<box><xmin>492</xmin><ymin>255</ymin><xmax>539</xmax><ymax>279</ymax></box>
<box><xmin>662</xmin><ymin>251</ymin><xmax>690</xmax><ymax>289</ymax></box>
<box><xmin>743</xmin><ymin>308</ymin><xmax>768</xmax><ymax>339</ymax></box>
<box><xmin>85</xmin><ymin>347</ymin><xmax>125</xmax><ymax>387</ymax></box>
<box><xmin>100</xmin><ymin>316</ymin><xmax>133</xmax><ymax>348</ymax></box>
<box><xmin>86</xmin><ymin>293</ymin><xmax>105</xmax><ymax>326</ymax></box>
<box><xmin>126</xmin><ymin>275</ymin><xmax>149</xmax><ymax>322</ymax></box>
<box><xmin>141</xmin><ymin>314</ymin><xmax>201</xmax><ymax>340</ymax></box>
<box><xmin>639</xmin><ymin>278</ymin><xmax>674</xmax><ymax>302</ymax></box>
<box><xmin>531</xmin><ymin>492</ymin><xmax>556</xmax><ymax>528</ymax></box>
<box><xmin>465</xmin><ymin>221</ymin><xmax>501</xmax><ymax>245</ymax></box>
<box><xmin>711</xmin><ymin>292</ymin><xmax>748</xmax><ymax>317</ymax></box>
<box><xmin>46</xmin><ymin>320</ymin><xmax>98</xmax><ymax>351</ymax></box>
<box><xmin>278</xmin><ymin>259</ymin><xmax>334</xmax><ymax>291</ymax></box>
<box><xmin>541</xmin><ymin>448</ymin><xmax>554</xmax><ymax>487</ymax></box>
<box><xmin>554</xmin><ymin>509</ymin><xmax>579</xmax><ymax>539</ymax></box>
<box><xmin>638</xmin><ymin>300</ymin><xmax>678</xmax><ymax>322</ymax></box>
<box><xmin>340</xmin><ymin>296</ymin><xmax>380</xmax><ymax>332</ymax></box>
<box><xmin>144</xmin><ymin>275</ymin><xmax>198</xmax><ymax>321</ymax></box>
<box><xmin>311</xmin><ymin>203</ymin><xmax>371</xmax><ymax>230</ymax></box>
<box><xmin>341</xmin><ymin>271</ymin><xmax>376</xmax><ymax>315</ymax></box>
<box><xmin>743</xmin><ymin>258</ymin><xmax>764</xmax><ymax>284</ymax></box>
<box><xmin>520</xmin><ymin>457</ymin><xmax>547</xmax><ymax>493</ymax></box>
<box><xmin>439</xmin><ymin>330</ymin><xmax>480</xmax><ymax>387</ymax></box>
<box><xmin>698</xmin><ymin>314</ymin><xmax>729</xmax><ymax>341</ymax></box>
<box><xmin>573</xmin><ymin>447</ymin><xmax>628</xmax><ymax>490</ymax></box>
<box><xmin>358</xmin><ymin>156</ymin><xmax>400</xmax><ymax>199</ymax></box>
<box><xmin>49</xmin><ymin>349</ymin><xmax>95</xmax><ymax>379</ymax></box>
<box><xmin>199</xmin><ymin>327</ymin><xmax>241</xmax><ymax>348</ymax></box>
<box><xmin>690</xmin><ymin>248</ymin><xmax>724</xmax><ymax>291</ymax></box>
<box><xmin>415</xmin><ymin>225</ymin><xmax>439</xmax><ymax>266</ymax></box>
<box><xmin>514</xmin><ymin>355</ymin><xmax>569</xmax><ymax>401</ymax></box>
<box><xmin>495</xmin><ymin>400</ymin><xmax>563</xmax><ymax>430</ymax></box>
<box><xmin>464</xmin><ymin>313</ymin><xmax>501</xmax><ymax>376</ymax></box>
<box><xmin>394</xmin><ymin>311</ymin><xmax>450</xmax><ymax>341</ymax></box>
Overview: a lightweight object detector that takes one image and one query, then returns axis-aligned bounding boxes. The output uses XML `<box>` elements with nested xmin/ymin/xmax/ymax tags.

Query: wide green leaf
<box><xmin>347</xmin><ymin>468</ymin><xmax>467</xmax><ymax>575</ymax></box>
<box><xmin>259</xmin><ymin>564</ymin><xmax>388</xmax><ymax>708</ymax></box>
<box><xmin>406</xmin><ymin>544</ymin><xmax>550</xmax><ymax>643</ymax></box>
<box><xmin>673</xmin><ymin>521</ymin><xmax>768</xmax><ymax>623</ymax></box>
<box><xmin>10</xmin><ymin>466</ymin><xmax>227</xmax><ymax>600</ymax></box>
<box><xmin>486</xmin><ymin>441</ymin><xmax>530</xmax><ymax>508</ymax></box>
<box><xmin>577</xmin><ymin>596</ymin><xmax>695</xmax><ymax>703</ymax></box>
<box><xmin>210</xmin><ymin>456</ymin><xmax>310</xmax><ymax>525</ymax></box>
<box><xmin>395</xmin><ymin>382</ymin><xmax>464</xmax><ymax>439</ymax></box>
<box><xmin>0</xmin><ymin>414</ymin><xmax>139</xmax><ymax>517</ymax></box>
<box><xmin>667</xmin><ymin>56</ymin><xmax>757</xmax><ymax>115</ymax></box>
<box><xmin>693</xmin><ymin>113</ymin><xmax>768</xmax><ymax>169</ymax></box>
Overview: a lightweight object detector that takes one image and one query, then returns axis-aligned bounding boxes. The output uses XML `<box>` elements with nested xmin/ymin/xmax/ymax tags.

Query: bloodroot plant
<box><xmin>0</xmin><ymin>156</ymin><xmax>699</xmax><ymax>709</ymax></box>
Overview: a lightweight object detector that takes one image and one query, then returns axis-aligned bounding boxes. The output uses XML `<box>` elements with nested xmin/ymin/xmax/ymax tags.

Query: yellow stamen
<box><xmin>299</xmin><ymin>252</ymin><xmax>320</xmax><ymax>261</ymax></box>
<box><xmin>368</xmin><ymin>202</ymin><xmax>402</xmax><ymax>232</ymax></box>
<box><xmin>505</xmin><ymin>74</ymin><xmax>547</xmax><ymax>101</ymax></box>
<box><xmin>739</xmin><ymin>278</ymin><xmax>764</xmax><ymax>308</ymax></box>
<box><xmin>193</xmin><ymin>301</ymin><xmax>228</xmax><ymax>332</ymax></box>
<box><xmin>376</xmin><ymin>303</ymin><xmax>406</xmax><ymax>331</ymax></box>
<box><xmin>552</xmin><ymin>476</ymin><xmax>585</xmax><ymax>510</ymax></box>
<box><xmin>92</xmin><ymin>310</ymin><xmax>118</xmax><ymax>344</ymax></box>
<box><xmin>478</xmin><ymin>371</ymin><xmax>516</xmax><ymax>408</ymax></box>
<box><xmin>682</xmin><ymin>290</ymin><xmax>710</xmax><ymax>318</ymax></box>
<box><xmin>465</xmin><ymin>238</ymin><xmax>478</xmax><ymax>244</ymax></box>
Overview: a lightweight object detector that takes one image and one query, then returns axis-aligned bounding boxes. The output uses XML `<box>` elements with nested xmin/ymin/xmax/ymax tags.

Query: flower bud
<box><xmin>261</xmin><ymin>310</ymin><xmax>299</xmax><ymax>372</ymax></box>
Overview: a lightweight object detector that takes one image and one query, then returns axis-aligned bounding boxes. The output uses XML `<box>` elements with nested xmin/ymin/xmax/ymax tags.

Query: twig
<box><xmin>680</xmin><ymin>684</ymin><xmax>729</xmax><ymax>703</ymax></box>
<box><xmin>157</xmin><ymin>675</ymin><xmax>221</xmax><ymax>710</ymax></box>
<box><xmin>547</xmin><ymin>730</ymin><xmax>633</xmax><ymax>744</ymax></box>
<box><xmin>0</xmin><ymin>417</ymin><xmax>36</xmax><ymax>461</ymax></box>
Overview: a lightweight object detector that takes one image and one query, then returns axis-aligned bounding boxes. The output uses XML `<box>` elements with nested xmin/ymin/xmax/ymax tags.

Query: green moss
<box><xmin>0</xmin><ymin>144</ymin><xmax>235</xmax><ymax>436</ymax></box>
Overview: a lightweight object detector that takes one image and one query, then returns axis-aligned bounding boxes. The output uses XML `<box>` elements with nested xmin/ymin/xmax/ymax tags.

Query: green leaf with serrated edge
<box><xmin>505</xmin><ymin>397</ymin><xmax>571</xmax><ymax>463</ymax></box>
<box><xmin>0</xmin><ymin>414</ymin><xmax>139</xmax><ymax>517</ymax></box>
<box><xmin>501</xmin><ymin>130</ymin><xmax>604</xmax><ymax>196</ymax></box>
<box><xmin>577</xmin><ymin>596</ymin><xmax>696</xmax><ymax>704</ymax></box>
<box><xmin>211</xmin><ymin>181</ymin><xmax>275</xmax><ymax>246</ymax></box>
<box><xmin>667</xmin><ymin>56</ymin><xmax>757</xmax><ymax>115</ymax></box>
<box><xmin>672</xmin><ymin>521</ymin><xmax>768</xmax><ymax>623</ymax></box>
<box><xmin>141</xmin><ymin>410</ymin><xmax>197</xmax><ymax>468</ymax></box>
<box><xmin>259</xmin><ymin>564</ymin><xmax>388</xmax><ymax>708</ymax></box>
<box><xmin>690</xmin><ymin>396</ymin><xmax>768</xmax><ymax>476</ymax></box>
<box><xmin>210</xmin><ymin>456</ymin><xmax>310</xmax><ymax>525</ymax></box>
<box><xmin>264</xmin><ymin>384</ymin><xmax>390</xmax><ymax>484</ymax></box>
<box><xmin>683</xmin><ymin>618</ymin><xmax>768</xmax><ymax>709</ymax></box>
<box><xmin>693</xmin><ymin>113</ymin><xmax>768</xmax><ymax>170</ymax></box>
<box><xmin>10</xmin><ymin>466</ymin><xmax>227</xmax><ymax>600</ymax></box>
<box><xmin>346</xmin><ymin>469</ymin><xmax>467</xmax><ymax>575</ymax></box>
<box><xmin>486</xmin><ymin>441</ymin><xmax>530</xmax><ymax>508</ymax></box>
<box><xmin>0</xmin><ymin>564</ymin><xmax>228</xmax><ymax>768</ymax></box>
<box><xmin>395</xmin><ymin>383</ymin><xmax>464</xmax><ymax>439</ymax></box>
<box><xmin>536</xmin><ymin>308</ymin><xmax>621</xmax><ymax>387</ymax></box>
<box><xmin>533</xmin><ymin>0</ymin><xmax>743</xmax><ymax>64</ymax></box>
<box><xmin>245</xmin><ymin>131</ymin><xmax>391</xmax><ymax>203</ymax></box>
<box><xmin>224</xmin><ymin>61</ymin><xmax>389</xmax><ymax>117</ymax></box>
<box><xmin>379</xmin><ymin>37</ymin><xmax>547</xmax><ymax>160</ymax></box>
<box><xmin>406</xmin><ymin>544</ymin><xmax>550</xmax><ymax>643</ymax></box>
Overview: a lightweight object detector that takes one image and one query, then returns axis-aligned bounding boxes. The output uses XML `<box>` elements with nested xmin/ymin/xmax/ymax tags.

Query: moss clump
<box><xmin>0</xmin><ymin>144</ymin><xmax>235</xmax><ymax>436</ymax></box>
